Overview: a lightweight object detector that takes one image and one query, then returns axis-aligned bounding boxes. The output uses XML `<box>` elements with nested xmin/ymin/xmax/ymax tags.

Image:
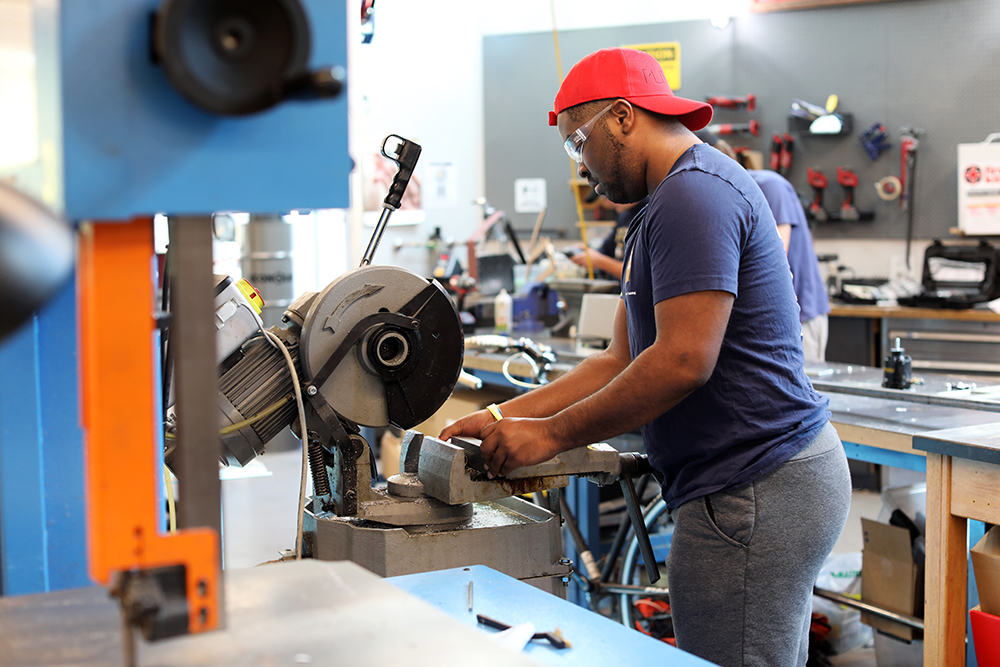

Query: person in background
<box><xmin>568</xmin><ymin>195</ymin><xmax>648</xmax><ymax>280</ymax></box>
<box><xmin>696</xmin><ymin>130</ymin><xmax>831</xmax><ymax>362</ymax></box>
<box><xmin>440</xmin><ymin>47</ymin><xmax>850</xmax><ymax>667</ymax></box>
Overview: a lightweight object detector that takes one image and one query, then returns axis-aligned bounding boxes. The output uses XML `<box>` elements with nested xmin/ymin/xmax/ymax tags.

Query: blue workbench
<box><xmin>388</xmin><ymin>564</ymin><xmax>714</xmax><ymax>666</ymax></box>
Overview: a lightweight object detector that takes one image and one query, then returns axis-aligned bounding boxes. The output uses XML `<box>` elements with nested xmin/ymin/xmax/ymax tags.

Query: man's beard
<box><xmin>597</xmin><ymin>133</ymin><xmax>641</xmax><ymax>204</ymax></box>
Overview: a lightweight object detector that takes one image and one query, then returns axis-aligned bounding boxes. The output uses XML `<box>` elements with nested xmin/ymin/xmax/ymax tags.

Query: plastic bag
<box><xmin>813</xmin><ymin>552</ymin><xmax>873</xmax><ymax>655</ymax></box>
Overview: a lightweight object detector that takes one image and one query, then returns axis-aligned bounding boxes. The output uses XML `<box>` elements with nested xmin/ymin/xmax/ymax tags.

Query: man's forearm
<box><xmin>498</xmin><ymin>348</ymin><xmax>627</xmax><ymax>418</ymax></box>
<box><xmin>550</xmin><ymin>343</ymin><xmax>702</xmax><ymax>451</ymax></box>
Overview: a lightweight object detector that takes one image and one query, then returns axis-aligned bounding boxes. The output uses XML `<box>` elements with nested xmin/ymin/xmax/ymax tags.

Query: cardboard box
<box><xmin>861</xmin><ymin>518</ymin><xmax>924</xmax><ymax>641</ymax></box>
<box><xmin>972</xmin><ymin>526</ymin><xmax>1000</xmax><ymax>617</ymax></box>
<box><xmin>970</xmin><ymin>605</ymin><xmax>1000</xmax><ymax>667</ymax></box>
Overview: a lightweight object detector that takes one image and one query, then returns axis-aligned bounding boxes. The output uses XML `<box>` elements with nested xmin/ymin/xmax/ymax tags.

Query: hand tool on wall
<box><xmin>835</xmin><ymin>167</ymin><xmax>875</xmax><ymax>223</ymax></box>
<box><xmin>899</xmin><ymin>128</ymin><xmax>922</xmax><ymax>212</ymax></box>
<box><xmin>789</xmin><ymin>98</ymin><xmax>827</xmax><ymax>120</ymax></box>
<box><xmin>860</xmin><ymin>123</ymin><xmax>892</xmax><ymax>161</ymax></box>
<box><xmin>899</xmin><ymin>127</ymin><xmax>924</xmax><ymax>267</ymax></box>
<box><xmin>837</xmin><ymin>167</ymin><xmax>860</xmax><ymax>221</ymax></box>
<box><xmin>706</xmin><ymin>94</ymin><xmax>756</xmax><ymax>111</ymax></box>
<box><xmin>806</xmin><ymin>167</ymin><xmax>829</xmax><ymax>222</ymax></box>
<box><xmin>780</xmin><ymin>133</ymin><xmax>795</xmax><ymax>175</ymax></box>
<box><xmin>770</xmin><ymin>135</ymin><xmax>783</xmax><ymax>171</ymax></box>
<box><xmin>707</xmin><ymin>119</ymin><xmax>760</xmax><ymax>137</ymax></box>
<box><xmin>875</xmin><ymin>176</ymin><xmax>902</xmax><ymax>202</ymax></box>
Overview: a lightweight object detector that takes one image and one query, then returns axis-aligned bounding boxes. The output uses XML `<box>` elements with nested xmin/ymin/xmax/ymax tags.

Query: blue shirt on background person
<box><xmin>749</xmin><ymin>169</ymin><xmax>831</xmax><ymax>362</ymax></box>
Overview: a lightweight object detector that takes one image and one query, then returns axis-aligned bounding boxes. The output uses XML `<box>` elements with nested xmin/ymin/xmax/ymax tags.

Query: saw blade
<box><xmin>300</xmin><ymin>265</ymin><xmax>463</xmax><ymax>428</ymax></box>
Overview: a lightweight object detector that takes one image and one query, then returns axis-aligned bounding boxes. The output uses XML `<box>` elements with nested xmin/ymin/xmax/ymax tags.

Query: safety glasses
<box><xmin>563</xmin><ymin>103</ymin><xmax>614</xmax><ymax>163</ymax></box>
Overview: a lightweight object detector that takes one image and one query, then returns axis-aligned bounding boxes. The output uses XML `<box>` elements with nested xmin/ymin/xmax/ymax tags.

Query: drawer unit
<box><xmin>886</xmin><ymin>318</ymin><xmax>1000</xmax><ymax>376</ymax></box>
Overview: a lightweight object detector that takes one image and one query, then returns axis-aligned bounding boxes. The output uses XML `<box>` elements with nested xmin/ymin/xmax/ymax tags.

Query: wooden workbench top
<box><xmin>830</xmin><ymin>303</ymin><xmax>1000</xmax><ymax>322</ymax></box>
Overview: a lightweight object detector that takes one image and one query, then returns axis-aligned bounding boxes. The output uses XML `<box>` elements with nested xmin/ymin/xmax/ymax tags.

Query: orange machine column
<box><xmin>78</xmin><ymin>218</ymin><xmax>220</xmax><ymax>634</ymax></box>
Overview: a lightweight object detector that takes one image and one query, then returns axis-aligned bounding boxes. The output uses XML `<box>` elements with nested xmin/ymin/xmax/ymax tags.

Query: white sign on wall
<box><xmin>514</xmin><ymin>178</ymin><xmax>547</xmax><ymax>213</ymax></box>
<box><xmin>958</xmin><ymin>135</ymin><xmax>1000</xmax><ymax>235</ymax></box>
<box><xmin>425</xmin><ymin>162</ymin><xmax>457</xmax><ymax>208</ymax></box>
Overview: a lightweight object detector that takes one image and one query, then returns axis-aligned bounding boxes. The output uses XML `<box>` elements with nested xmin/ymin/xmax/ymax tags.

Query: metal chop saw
<box><xmin>166</xmin><ymin>135</ymin><xmax>658</xmax><ymax>595</ymax></box>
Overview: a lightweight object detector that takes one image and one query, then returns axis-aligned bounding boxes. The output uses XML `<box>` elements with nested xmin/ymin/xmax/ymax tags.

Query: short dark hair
<box><xmin>565</xmin><ymin>98</ymin><xmax>614</xmax><ymax>123</ymax></box>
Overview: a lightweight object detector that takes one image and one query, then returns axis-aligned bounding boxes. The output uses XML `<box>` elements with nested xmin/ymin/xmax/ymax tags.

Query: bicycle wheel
<box><xmin>618</xmin><ymin>496</ymin><xmax>673</xmax><ymax>634</ymax></box>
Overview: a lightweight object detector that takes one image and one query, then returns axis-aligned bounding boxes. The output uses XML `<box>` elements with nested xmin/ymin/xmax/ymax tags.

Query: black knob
<box><xmin>153</xmin><ymin>0</ymin><xmax>344</xmax><ymax>116</ymax></box>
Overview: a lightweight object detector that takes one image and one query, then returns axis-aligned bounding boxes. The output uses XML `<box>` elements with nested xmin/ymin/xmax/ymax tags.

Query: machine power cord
<box><xmin>261</xmin><ymin>328</ymin><xmax>309</xmax><ymax>560</ymax></box>
<box><xmin>163</xmin><ymin>393</ymin><xmax>292</xmax><ymax>441</ymax></box>
<box><xmin>501</xmin><ymin>351</ymin><xmax>546</xmax><ymax>389</ymax></box>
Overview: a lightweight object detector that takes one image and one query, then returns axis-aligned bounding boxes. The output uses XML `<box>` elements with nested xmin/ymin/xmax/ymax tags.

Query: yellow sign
<box><xmin>624</xmin><ymin>42</ymin><xmax>681</xmax><ymax>91</ymax></box>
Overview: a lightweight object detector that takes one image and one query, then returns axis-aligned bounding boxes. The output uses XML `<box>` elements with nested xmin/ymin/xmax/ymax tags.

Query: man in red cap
<box><xmin>441</xmin><ymin>47</ymin><xmax>850</xmax><ymax>666</ymax></box>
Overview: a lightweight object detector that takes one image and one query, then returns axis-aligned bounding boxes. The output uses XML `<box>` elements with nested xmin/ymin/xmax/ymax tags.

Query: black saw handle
<box><xmin>381</xmin><ymin>134</ymin><xmax>422</xmax><ymax>211</ymax></box>
<box><xmin>361</xmin><ymin>135</ymin><xmax>423</xmax><ymax>266</ymax></box>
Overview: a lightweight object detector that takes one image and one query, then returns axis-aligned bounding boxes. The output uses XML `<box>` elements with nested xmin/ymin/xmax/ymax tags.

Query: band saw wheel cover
<box><xmin>300</xmin><ymin>265</ymin><xmax>464</xmax><ymax>428</ymax></box>
<box><xmin>154</xmin><ymin>0</ymin><xmax>311</xmax><ymax>115</ymax></box>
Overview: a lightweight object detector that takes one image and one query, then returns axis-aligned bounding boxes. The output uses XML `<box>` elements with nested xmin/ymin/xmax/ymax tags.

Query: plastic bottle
<box><xmin>494</xmin><ymin>288</ymin><xmax>512</xmax><ymax>334</ymax></box>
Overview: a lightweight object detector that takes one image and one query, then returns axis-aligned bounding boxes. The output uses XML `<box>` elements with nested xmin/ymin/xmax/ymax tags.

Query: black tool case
<box><xmin>897</xmin><ymin>239</ymin><xmax>1000</xmax><ymax>309</ymax></box>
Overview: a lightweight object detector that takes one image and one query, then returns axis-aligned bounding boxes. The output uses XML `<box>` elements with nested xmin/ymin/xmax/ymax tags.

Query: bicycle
<box><xmin>556</xmin><ymin>472</ymin><xmax>675</xmax><ymax>642</ymax></box>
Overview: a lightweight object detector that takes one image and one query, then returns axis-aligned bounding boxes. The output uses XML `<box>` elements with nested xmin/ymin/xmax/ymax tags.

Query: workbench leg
<box><xmin>563</xmin><ymin>477</ymin><xmax>600</xmax><ymax>607</ymax></box>
<box><xmin>925</xmin><ymin>452</ymin><xmax>968</xmax><ymax>667</ymax></box>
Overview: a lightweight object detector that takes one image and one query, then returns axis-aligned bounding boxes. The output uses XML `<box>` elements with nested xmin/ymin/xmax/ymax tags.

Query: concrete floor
<box><xmin>221</xmin><ymin>445</ymin><xmax>307</xmax><ymax>569</ymax></box>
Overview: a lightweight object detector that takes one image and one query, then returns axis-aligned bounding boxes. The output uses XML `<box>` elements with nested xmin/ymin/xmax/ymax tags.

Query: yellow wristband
<box><xmin>487</xmin><ymin>403</ymin><xmax>504</xmax><ymax>422</ymax></box>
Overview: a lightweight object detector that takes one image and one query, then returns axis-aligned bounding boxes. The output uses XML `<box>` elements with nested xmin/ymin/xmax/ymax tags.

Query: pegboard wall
<box><xmin>483</xmin><ymin>0</ymin><xmax>1000</xmax><ymax>241</ymax></box>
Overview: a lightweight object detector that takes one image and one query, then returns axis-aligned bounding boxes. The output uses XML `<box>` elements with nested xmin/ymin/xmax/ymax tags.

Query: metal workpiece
<box><xmin>417</xmin><ymin>438</ymin><xmax>571</xmax><ymax>505</ymax></box>
<box><xmin>305</xmin><ymin>496</ymin><xmax>571</xmax><ymax>597</ymax></box>
<box><xmin>506</xmin><ymin>442</ymin><xmax>622</xmax><ymax>480</ymax></box>
<box><xmin>813</xmin><ymin>586</ymin><xmax>924</xmax><ymax>631</ymax></box>
<box><xmin>404</xmin><ymin>431</ymin><xmax>621</xmax><ymax>505</ymax></box>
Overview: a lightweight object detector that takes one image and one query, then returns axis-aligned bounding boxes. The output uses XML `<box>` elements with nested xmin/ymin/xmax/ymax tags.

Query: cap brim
<box><xmin>631</xmin><ymin>96</ymin><xmax>714</xmax><ymax>131</ymax></box>
<box><xmin>548</xmin><ymin>96</ymin><xmax>712</xmax><ymax>130</ymax></box>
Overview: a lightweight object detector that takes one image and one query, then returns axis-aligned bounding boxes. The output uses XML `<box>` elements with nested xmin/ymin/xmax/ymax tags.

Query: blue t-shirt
<box><xmin>622</xmin><ymin>144</ymin><xmax>829</xmax><ymax>509</ymax></box>
<box><xmin>749</xmin><ymin>170</ymin><xmax>831</xmax><ymax>323</ymax></box>
<box><xmin>599</xmin><ymin>198</ymin><xmax>648</xmax><ymax>261</ymax></box>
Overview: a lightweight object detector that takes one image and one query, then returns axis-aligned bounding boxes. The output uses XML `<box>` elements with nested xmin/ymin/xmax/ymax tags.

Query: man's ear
<box><xmin>613</xmin><ymin>99</ymin><xmax>637</xmax><ymax>134</ymax></box>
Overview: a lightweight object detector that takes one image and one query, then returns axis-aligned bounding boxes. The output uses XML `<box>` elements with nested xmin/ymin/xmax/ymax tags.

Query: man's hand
<box><xmin>438</xmin><ymin>409</ymin><xmax>495</xmax><ymax>443</ymax></box>
<box><xmin>477</xmin><ymin>417</ymin><xmax>562</xmax><ymax>478</ymax></box>
<box><xmin>567</xmin><ymin>247</ymin><xmax>592</xmax><ymax>268</ymax></box>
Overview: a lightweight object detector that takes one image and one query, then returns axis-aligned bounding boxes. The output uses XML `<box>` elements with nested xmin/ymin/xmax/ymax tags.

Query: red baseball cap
<box><xmin>549</xmin><ymin>47</ymin><xmax>713</xmax><ymax>131</ymax></box>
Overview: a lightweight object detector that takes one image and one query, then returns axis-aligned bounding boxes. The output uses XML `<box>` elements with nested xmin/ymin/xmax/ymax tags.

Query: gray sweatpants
<box><xmin>666</xmin><ymin>421</ymin><xmax>851</xmax><ymax>667</ymax></box>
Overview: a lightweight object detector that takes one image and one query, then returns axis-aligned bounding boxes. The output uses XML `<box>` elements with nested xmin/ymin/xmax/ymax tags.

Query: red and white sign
<box><xmin>959</xmin><ymin>136</ymin><xmax>1000</xmax><ymax>235</ymax></box>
